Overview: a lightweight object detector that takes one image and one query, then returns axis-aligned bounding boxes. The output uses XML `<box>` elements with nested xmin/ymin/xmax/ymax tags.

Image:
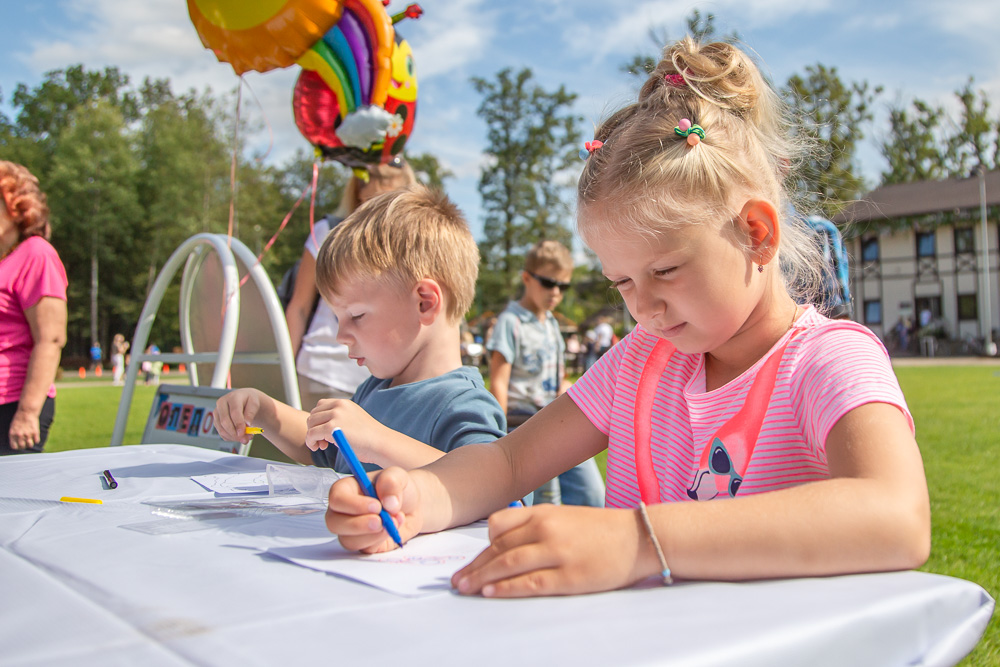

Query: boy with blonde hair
<box><xmin>216</xmin><ymin>185</ymin><xmax>506</xmax><ymax>471</ymax></box>
<box><xmin>486</xmin><ymin>239</ymin><xmax>605</xmax><ymax>506</ymax></box>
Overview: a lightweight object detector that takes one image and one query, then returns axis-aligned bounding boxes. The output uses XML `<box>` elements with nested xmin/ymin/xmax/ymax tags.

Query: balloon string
<box><xmin>309</xmin><ymin>161</ymin><xmax>320</xmax><ymax>251</ymax></box>
<box><xmin>236</xmin><ymin>177</ymin><xmax>315</xmax><ymax>290</ymax></box>
<box><xmin>241</xmin><ymin>77</ymin><xmax>274</xmax><ymax>162</ymax></box>
<box><xmin>226</xmin><ymin>77</ymin><xmax>243</xmax><ymax>247</ymax></box>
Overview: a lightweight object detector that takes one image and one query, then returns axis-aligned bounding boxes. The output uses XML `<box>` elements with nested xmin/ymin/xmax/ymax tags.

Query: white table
<box><xmin>1</xmin><ymin>445</ymin><xmax>993</xmax><ymax>666</ymax></box>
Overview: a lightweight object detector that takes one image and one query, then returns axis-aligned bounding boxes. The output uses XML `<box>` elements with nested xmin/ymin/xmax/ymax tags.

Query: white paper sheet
<box><xmin>190</xmin><ymin>472</ymin><xmax>270</xmax><ymax>495</ymax></box>
<box><xmin>266</xmin><ymin>530</ymin><xmax>490</xmax><ymax>597</ymax></box>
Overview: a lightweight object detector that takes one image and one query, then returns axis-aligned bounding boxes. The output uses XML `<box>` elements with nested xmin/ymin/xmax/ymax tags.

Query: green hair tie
<box><xmin>674</xmin><ymin>118</ymin><xmax>705</xmax><ymax>146</ymax></box>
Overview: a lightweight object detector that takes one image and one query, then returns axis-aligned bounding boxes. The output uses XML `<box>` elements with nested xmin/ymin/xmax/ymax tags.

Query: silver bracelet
<box><xmin>637</xmin><ymin>501</ymin><xmax>674</xmax><ymax>585</ymax></box>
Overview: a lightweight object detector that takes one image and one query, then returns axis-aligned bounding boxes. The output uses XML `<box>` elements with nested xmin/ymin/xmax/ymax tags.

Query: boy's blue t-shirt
<box><xmin>311</xmin><ymin>366</ymin><xmax>507</xmax><ymax>473</ymax></box>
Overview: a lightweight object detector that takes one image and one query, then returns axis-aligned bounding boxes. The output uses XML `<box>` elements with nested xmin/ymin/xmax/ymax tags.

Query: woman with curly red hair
<box><xmin>0</xmin><ymin>161</ymin><xmax>67</xmax><ymax>454</ymax></box>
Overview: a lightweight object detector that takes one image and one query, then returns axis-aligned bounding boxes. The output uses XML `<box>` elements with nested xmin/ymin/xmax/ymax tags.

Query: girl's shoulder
<box><xmin>792</xmin><ymin>307</ymin><xmax>888</xmax><ymax>357</ymax></box>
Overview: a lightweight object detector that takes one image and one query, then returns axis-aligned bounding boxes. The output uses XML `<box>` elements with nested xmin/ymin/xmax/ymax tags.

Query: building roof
<box><xmin>833</xmin><ymin>169</ymin><xmax>1000</xmax><ymax>225</ymax></box>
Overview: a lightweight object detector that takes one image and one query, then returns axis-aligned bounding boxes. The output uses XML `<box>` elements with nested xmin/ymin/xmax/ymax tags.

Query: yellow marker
<box><xmin>60</xmin><ymin>497</ymin><xmax>103</xmax><ymax>504</ymax></box>
<box><xmin>245</xmin><ymin>427</ymin><xmax>263</xmax><ymax>435</ymax></box>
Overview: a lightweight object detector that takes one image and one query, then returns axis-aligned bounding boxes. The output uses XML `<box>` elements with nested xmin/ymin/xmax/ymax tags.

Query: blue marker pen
<box><xmin>331</xmin><ymin>427</ymin><xmax>404</xmax><ymax>548</ymax></box>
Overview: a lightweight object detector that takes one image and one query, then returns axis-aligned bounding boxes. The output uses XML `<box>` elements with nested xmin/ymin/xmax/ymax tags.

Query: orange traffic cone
<box><xmin>178</xmin><ymin>363</ymin><xmax>186</xmax><ymax>374</ymax></box>
<box><xmin>95</xmin><ymin>366</ymin><xmax>103</xmax><ymax>377</ymax></box>
<box><xmin>78</xmin><ymin>367</ymin><xmax>86</xmax><ymax>379</ymax></box>
<box><xmin>163</xmin><ymin>364</ymin><xmax>170</xmax><ymax>374</ymax></box>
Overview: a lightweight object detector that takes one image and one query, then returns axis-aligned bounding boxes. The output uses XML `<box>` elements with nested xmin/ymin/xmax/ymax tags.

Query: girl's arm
<box><xmin>285</xmin><ymin>250</ymin><xmax>319</xmax><ymax>359</ymax></box>
<box><xmin>8</xmin><ymin>297</ymin><xmax>67</xmax><ymax>449</ymax></box>
<box><xmin>452</xmin><ymin>400</ymin><xmax>930</xmax><ymax>597</ymax></box>
<box><xmin>326</xmin><ymin>393</ymin><xmax>607</xmax><ymax>550</ymax></box>
<box><xmin>651</xmin><ymin>401</ymin><xmax>930</xmax><ymax>580</ymax></box>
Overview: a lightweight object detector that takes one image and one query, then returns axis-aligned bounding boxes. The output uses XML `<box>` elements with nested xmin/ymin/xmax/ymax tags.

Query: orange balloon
<box><xmin>187</xmin><ymin>0</ymin><xmax>345</xmax><ymax>74</ymax></box>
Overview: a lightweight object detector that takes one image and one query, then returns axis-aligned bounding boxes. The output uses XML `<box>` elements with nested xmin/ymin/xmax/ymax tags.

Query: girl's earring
<box><xmin>757</xmin><ymin>264</ymin><xmax>764</xmax><ymax>273</ymax></box>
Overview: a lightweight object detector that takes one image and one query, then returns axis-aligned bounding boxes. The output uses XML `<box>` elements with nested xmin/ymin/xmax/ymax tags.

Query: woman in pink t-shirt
<box><xmin>0</xmin><ymin>161</ymin><xmax>67</xmax><ymax>454</ymax></box>
<box><xmin>322</xmin><ymin>39</ymin><xmax>930</xmax><ymax>598</ymax></box>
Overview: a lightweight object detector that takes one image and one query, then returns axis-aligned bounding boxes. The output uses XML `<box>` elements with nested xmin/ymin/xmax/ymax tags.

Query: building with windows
<box><xmin>833</xmin><ymin>169</ymin><xmax>998</xmax><ymax>355</ymax></box>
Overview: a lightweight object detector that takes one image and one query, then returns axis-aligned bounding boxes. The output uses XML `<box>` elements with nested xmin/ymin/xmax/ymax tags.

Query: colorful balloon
<box><xmin>187</xmin><ymin>0</ymin><xmax>344</xmax><ymax>74</ymax></box>
<box><xmin>189</xmin><ymin>0</ymin><xmax>422</xmax><ymax>168</ymax></box>
<box><xmin>293</xmin><ymin>31</ymin><xmax>418</xmax><ymax>168</ymax></box>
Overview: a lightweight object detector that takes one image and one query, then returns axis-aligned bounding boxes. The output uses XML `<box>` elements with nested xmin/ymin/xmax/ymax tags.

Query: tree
<box><xmin>946</xmin><ymin>78</ymin><xmax>999</xmax><ymax>175</ymax></box>
<box><xmin>47</xmin><ymin>100</ymin><xmax>142</xmax><ymax>352</ymax></box>
<box><xmin>784</xmin><ymin>64</ymin><xmax>881</xmax><ymax>215</ymax></box>
<box><xmin>9</xmin><ymin>65</ymin><xmax>137</xmax><ymax>177</ymax></box>
<box><xmin>407</xmin><ymin>152</ymin><xmax>453</xmax><ymax>191</ymax></box>
<box><xmin>879</xmin><ymin>79</ymin><xmax>999</xmax><ymax>185</ymax></box>
<box><xmin>471</xmin><ymin>68</ymin><xmax>580</xmax><ymax>309</ymax></box>
<box><xmin>880</xmin><ymin>98</ymin><xmax>948</xmax><ymax>185</ymax></box>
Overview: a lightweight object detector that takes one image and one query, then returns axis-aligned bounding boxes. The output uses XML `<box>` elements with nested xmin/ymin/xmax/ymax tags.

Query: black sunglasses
<box><xmin>528</xmin><ymin>271</ymin><xmax>571</xmax><ymax>292</ymax></box>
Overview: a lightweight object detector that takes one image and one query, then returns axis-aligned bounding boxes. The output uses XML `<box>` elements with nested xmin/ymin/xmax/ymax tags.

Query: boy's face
<box><xmin>325</xmin><ymin>273</ymin><xmax>423</xmax><ymax>381</ymax></box>
<box><xmin>521</xmin><ymin>264</ymin><xmax>572</xmax><ymax>313</ymax></box>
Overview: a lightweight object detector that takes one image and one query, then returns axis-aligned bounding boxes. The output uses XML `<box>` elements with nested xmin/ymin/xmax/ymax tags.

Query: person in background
<box><xmin>486</xmin><ymin>240</ymin><xmax>605</xmax><ymax>507</ymax></box>
<box><xmin>286</xmin><ymin>161</ymin><xmax>417</xmax><ymax>410</ymax></box>
<box><xmin>89</xmin><ymin>340</ymin><xmax>102</xmax><ymax>372</ymax></box>
<box><xmin>0</xmin><ymin>161</ymin><xmax>67</xmax><ymax>455</ymax></box>
<box><xmin>593</xmin><ymin>316</ymin><xmax>615</xmax><ymax>359</ymax></box>
<box><xmin>143</xmin><ymin>344</ymin><xmax>161</xmax><ymax>385</ymax></box>
<box><xmin>111</xmin><ymin>333</ymin><xmax>129</xmax><ymax>385</ymax></box>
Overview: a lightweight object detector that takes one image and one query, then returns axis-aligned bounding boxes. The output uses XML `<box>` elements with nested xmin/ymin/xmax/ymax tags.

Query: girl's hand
<box><xmin>452</xmin><ymin>505</ymin><xmax>651</xmax><ymax>598</ymax></box>
<box><xmin>305</xmin><ymin>399</ymin><xmax>386</xmax><ymax>454</ymax></box>
<box><xmin>326</xmin><ymin>466</ymin><xmax>424</xmax><ymax>553</ymax></box>
<box><xmin>213</xmin><ymin>389</ymin><xmax>264</xmax><ymax>445</ymax></box>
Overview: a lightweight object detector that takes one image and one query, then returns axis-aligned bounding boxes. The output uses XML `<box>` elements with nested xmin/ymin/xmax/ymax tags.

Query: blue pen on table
<box><xmin>330</xmin><ymin>427</ymin><xmax>404</xmax><ymax>548</ymax></box>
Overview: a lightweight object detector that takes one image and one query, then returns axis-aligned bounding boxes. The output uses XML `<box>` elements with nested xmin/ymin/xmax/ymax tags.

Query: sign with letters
<box><xmin>142</xmin><ymin>384</ymin><xmax>246</xmax><ymax>454</ymax></box>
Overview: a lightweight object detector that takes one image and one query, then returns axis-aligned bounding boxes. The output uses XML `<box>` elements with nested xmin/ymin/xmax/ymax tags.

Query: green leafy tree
<box><xmin>946</xmin><ymin>78</ymin><xmax>999</xmax><ymax>175</ymax></box>
<box><xmin>880</xmin><ymin>98</ymin><xmax>948</xmax><ymax>184</ymax></box>
<box><xmin>9</xmin><ymin>65</ymin><xmax>137</xmax><ymax>177</ymax></box>
<box><xmin>47</xmin><ymin>100</ymin><xmax>142</xmax><ymax>354</ymax></box>
<box><xmin>471</xmin><ymin>68</ymin><xmax>580</xmax><ymax>312</ymax></box>
<box><xmin>784</xmin><ymin>64</ymin><xmax>881</xmax><ymax>215</ymax></box>
<box><xmin>407</xmin><ymin>152</ymin><xmax>453</xmax><ymax>191</ymax></box>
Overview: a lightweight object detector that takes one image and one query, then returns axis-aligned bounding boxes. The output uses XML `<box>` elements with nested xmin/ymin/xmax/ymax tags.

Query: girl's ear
<box><xmin>738</xmin><ymin>199</ymin><xmax>780</xmax><ymax>265</ymax></box>
<box><xmin>414</xmin><ymin>278</ymin><xmax>444</xmax><ymax>323</ymax></box>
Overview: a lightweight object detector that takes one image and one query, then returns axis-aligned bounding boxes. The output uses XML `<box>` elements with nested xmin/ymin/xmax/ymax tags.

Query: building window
<box><xmin>916</xmin><ymin>231</ymin><xmax>936</xmax><ymax>258</ymax></box>
<box><xmin>954</xmin><ymin>227</ymin><xmax>975</xmax><ymax>254</ymax></box>
<box><xmin>864</xmin><ymin>300</ymin><xmax>882</xmax><ymax>325</ymax></box>
<box><xmin>958</xmin><ymin>294</ymin><xmax>978</xmax><ymax>321</ymax></box>
<box><xmin>861</xmin><ymin>237</ymin><xmax>879</xmax><ymax>262</ymax></box>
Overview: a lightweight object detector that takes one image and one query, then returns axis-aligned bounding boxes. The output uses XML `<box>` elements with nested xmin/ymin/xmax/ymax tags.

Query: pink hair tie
<box><xmin>579</xmin><ymin>140</ymin><xmax>604</xmax><ymax>160</ymax></box>
<box><xmin>664</xmin><ymin>73</ymin><xmax>686</xmax><ymax>88</ymax></box>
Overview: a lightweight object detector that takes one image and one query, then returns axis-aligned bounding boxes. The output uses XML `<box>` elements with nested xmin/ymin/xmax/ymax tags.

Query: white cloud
<box><xmin>411</xmin><ymin>2</ymin><xmax>498</xmax><ymax>79</ymax></box>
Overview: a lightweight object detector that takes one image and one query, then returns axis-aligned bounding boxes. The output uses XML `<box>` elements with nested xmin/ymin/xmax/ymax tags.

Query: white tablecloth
<box><xmin>1</xmin><ymin>445</ymin><xmax>993</xmax><ymax>666</ymax></box>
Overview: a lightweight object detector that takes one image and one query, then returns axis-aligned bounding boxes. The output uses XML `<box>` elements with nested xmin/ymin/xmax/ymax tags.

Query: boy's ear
<box><xmin>414</xmin><ymin>278</ymin><xmax>444</xmax><ymax>323</ymax></box>
<box><xmin>738</xmin><ymin>199</ymin><xmax>780</xmax><ymax>265</ymax></box>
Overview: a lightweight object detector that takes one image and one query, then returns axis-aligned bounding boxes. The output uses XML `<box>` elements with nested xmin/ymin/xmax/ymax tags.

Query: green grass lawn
<box><xmin>43</xmin><ymin>366</ymin><xmax>999</xmax><ymax>664</ymax></box>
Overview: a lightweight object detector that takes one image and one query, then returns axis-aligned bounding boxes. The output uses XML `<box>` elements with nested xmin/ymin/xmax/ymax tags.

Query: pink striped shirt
<box><xmin>567</xmin><ymin>307</ymin><xmax>912</xmax><ymax>509</ymax></box>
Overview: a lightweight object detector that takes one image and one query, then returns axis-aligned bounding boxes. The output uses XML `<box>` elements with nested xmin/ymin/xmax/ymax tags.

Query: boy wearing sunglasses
<box><xmin>486</xmin><ymin>240</ymin><xmax>605</xmax><ymax>507</ymax></box>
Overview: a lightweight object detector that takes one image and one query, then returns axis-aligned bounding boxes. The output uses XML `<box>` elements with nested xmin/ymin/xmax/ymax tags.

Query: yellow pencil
<box><xmin>60</xmin><ymin>496</ymin><xmax>103</xmax><ymax>504</ymax></box>
<box><xmin>245</xmin><ymin>427</ymin><xmax>263</xmax><ymax>435</ymax></box>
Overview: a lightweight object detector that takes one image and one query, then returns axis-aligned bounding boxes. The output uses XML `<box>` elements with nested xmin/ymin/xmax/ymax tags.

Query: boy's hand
<box><xmin>214</xmin><ymin>388</ymin><xmax>264</xmax><ymax>445</ymax></box>
<box><xmin>326</xmin><ymin>467</ymin><xmax>423</xmax><ymax>553</ymax></box>
<box><xmin>451</xmin><ymin>505</ymin><xmax>649</xmax><ymax>598</ymax></box>
<box><xmin>305</xmin><ymin>399</ymin><xmax>388</xmax><ymax>456</ymax></box>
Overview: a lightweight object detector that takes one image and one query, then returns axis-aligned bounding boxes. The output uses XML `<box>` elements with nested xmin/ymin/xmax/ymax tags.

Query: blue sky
<box><xmin>3</xmin><ymin>0</ymin><xmax>999</xmax><ymax>244</ymax></box>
